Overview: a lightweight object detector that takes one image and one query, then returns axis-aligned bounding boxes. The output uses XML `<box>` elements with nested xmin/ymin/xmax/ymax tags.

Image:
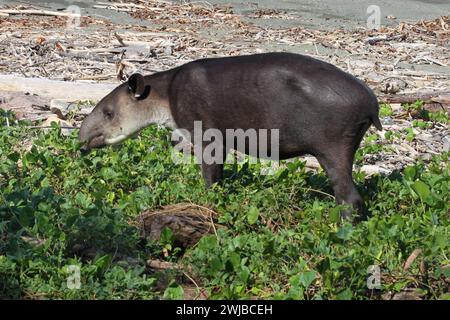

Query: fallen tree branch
<box><xmin>0</xmin><ymin>74</ymin><xmax>116</xmax><ymax>100</ymax></box>
<box><xmin>379</xmin><ymin>91</ymin><xmax>450</xmax><ymax>106</ymax></box>
<box><xmin>114</xmin><ymin>32</ymin><xmax>126</xmax><ymax>47</ymax></box>
<box><xmin>0</xmin><ymin>9</ymin><xmax>82</xmax><ymax>18</ymax></box>
<box><xmin>404</xmin><ymin>249</ymin><xmax>422</xmax><ymax>271</ymax></box>
<box><xmin>27</xmin><ymin>125</ymin><xmax>79</xmax><ymax>129</ymax></box>
<box><xmin>97</xmin><ymin>1</ymin><xmax>146</xmax><ymax>9</ymax></box>
<box><xmin>74</xmin><ymin>73</ymin><xmax>117</xmax><ymax>81</ymax></box>
<box><xmin>366</xmin><ymin>34</ymin><xmax>406</xmax><ymax>45</ymax></box>
<box><xmin>146</xmin><ymin>259</ymin><xmax>180</xmax><ymax>270</ymax></box>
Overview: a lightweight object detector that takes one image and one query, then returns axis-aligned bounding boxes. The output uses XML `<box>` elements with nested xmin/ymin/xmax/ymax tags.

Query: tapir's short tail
<box><xmin>371</xmin><ymin>114</ymin><xmax>383</xmax><ymax>131</ymax></box>
<box><xmin>365</xmin><ymin>89</ymin><xmax>382</xmax><ymax>131</ymax></box>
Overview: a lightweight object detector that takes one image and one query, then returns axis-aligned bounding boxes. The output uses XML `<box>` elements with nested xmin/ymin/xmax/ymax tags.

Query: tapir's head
<box><xmin>79</xmin><ymin>73</ymin><xmax>172</xmax><ymax>153</ymax></box>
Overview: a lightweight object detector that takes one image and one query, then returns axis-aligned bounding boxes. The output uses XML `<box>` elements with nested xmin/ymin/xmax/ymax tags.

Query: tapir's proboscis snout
<box><xmin>78</xmin><ymin>52</ymin><xmax>383</xmax><ymax>220</ymax></box>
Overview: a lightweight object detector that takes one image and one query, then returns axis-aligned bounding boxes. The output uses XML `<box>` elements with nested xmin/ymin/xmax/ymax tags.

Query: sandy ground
<box><xmin>1</xmin><ymin>0</ymin><xmax>450</xmax><ymax>30</ymax></box>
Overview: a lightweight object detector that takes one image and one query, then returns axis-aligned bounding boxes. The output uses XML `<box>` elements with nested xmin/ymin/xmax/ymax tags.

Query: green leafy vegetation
<box><xmin>379</xmin><ymin>104</ymin><xmax>394</xmax><ymax>117</ymax></box>
<box><xmin>403</xmin><ymin>100</ymin><xmax>449</xmax><ymax>124</ymax></box>
<box><xmin>0</xmin><ymin>108</ymin><xmax>448</xmax><ymax>300</ymax></box>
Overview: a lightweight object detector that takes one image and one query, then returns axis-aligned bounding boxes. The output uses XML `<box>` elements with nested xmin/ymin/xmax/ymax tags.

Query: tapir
<box><xmin>79</xmin><ymin>52</ymin><xmax>382</xmax><ymax>218</ymax></box>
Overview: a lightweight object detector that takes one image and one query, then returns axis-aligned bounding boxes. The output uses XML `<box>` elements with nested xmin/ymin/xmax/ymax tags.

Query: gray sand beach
<box><xmin>1</xmin><ymin>0</ymin><xmax>449</xmax><ymax>30</ymax></box>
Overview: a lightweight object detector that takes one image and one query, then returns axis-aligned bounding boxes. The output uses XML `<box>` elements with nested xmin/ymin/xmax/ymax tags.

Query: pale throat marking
<box><xmin>147</xmin><ymin>105</ymin><xmax>177</xmax><ymax>129</ymax></box>
<box><xmin>105</xmin><ymin>134</ymin><xmax>127</xmax><ymax>145</ymax></box>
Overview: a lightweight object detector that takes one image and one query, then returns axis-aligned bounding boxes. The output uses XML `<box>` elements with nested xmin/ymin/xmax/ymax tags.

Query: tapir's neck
<box><xmin>146</xmin><ymin>67</ymin><xmax>180</xmax><ymax>99</ymax></box>
<box><xmin>144</xmin><ymin>68</ymin><xmax>180</xmax><ymax>129</ymax></box>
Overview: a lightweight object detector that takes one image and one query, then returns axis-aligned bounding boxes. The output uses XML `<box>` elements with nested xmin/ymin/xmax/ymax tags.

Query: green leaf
<box><xmin>7</xmin><ymin>152</ymin><xmax>20</xmax><ymax>162</ymax></box>
<box><xmin>93</xmin><ymin>254</ymin><xmax>112</xmax><ymax>274</ymax></box>
<box><xmin>287</xmin><ymin>286</ymin><xmax>304</xmax><ymax>300</ymax></box>
<box><xmin>329</xmin><ymin>207</ymin><xmax>340</xmax><ymax>223</ymax></box>
<box><xmin>412</xmin><ymin>180</ymin><xmax>430</xmax><ymax>200</ymax></box>
<box><xmin>247</xmin><ymin>206</ymin><xmax>259</xmax><ymax>225</ymax></box>
<box><xmin>335</xmin><ymin>288</ymin><xmax>352</xmax><ymax>300</ymax></box>
<box><xmin>163</xmin><ymin>282</ymin><xmax>184</xmax><ymax>300</ymax></box>
<box><xmin>440</xmin><ymin>293</ymin><xmax>450</xmax><ymax>300</ymax></box>
<box><xmin>210</xmin><ymin>257</ymin><xmax>223</xmax><ymax>272</ymax></box>
<box><xmin>18</xmin><ymin>210</ymin><xmax>33</xmax><ymax>228</ymax></box>
<box><xmin>75</xmin><ymin>192</ymin><xmax>91</xmax><ymax>209</ymax></box>
<box><xmin>404</xmin><ymin>166</ymin><xmax>416</xmax><ymax>181</ymax></box>
<box><xmin>160</xmin><ymin>227</ymin><xmax>174</xmax><ymax>246</ymax></box>
<box><xmin>198</xmin><ymin>235</ymin><xmax>217</xmax><ymax>251</ymax></box>
<box><xmin>237</xmin><ymin>266</ymin><xmax>250</xmax><ymax>283</ymax></box>
<box><xmin>299</xmin><ymin>270</ymin><xmax>317</xmax><ymax>288</ymax></box>
<box><xmin>228</xmin><ymin>252</ymin><xmax>241</xmax><ymax>270</ymax></box>
<box><xmin>336</xmin><ymin>224</ymin><xmax>353</xmax><ymax>240</ymax></box>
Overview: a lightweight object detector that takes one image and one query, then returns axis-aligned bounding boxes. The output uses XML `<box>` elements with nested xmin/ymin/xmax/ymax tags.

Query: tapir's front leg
<box><xmin>199</xmin><ymin>140</ymin><xmax>227</xmax><ymax>187</ymax></box>
<box><xmin>201</xmin><ymin>162</ymin><xmax>223</xmax><ymax>187</ymax></box>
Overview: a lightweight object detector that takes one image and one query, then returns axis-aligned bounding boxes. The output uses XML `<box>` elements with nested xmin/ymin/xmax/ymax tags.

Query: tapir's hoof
<box><xmin>340</xmin><ymin>208</ymin><xmax>355</xmax><ymax>221</ymax></box>
<box><xmin>340</xmin><ymin>208</ymin><xmax>368</xmax><ymax>224</ymax></box>
<box><xmin>80</xmin><ymin>145</ymin><xmax>90</xmax><ymax>154</ymax></box>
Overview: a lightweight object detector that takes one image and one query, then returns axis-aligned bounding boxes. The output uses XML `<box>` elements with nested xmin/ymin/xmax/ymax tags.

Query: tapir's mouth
<box><xmin>80</xmin><ymin>135</ymin><xmax>106</xmax><ymax>153</ymax></box>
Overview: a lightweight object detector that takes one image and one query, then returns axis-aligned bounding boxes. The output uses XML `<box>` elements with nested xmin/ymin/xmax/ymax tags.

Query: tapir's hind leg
<box><xmin>315</xmin><ymin>144</ymin><xmax>363</xmax><ymax>219</ymax></box>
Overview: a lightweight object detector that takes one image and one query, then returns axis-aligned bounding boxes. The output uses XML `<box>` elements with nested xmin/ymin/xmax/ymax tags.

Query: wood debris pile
<box><xmin>137</xmin><ymin>203</ymin><xmax>219</xmax><ymax>248</ymax></box>
<box><xmin>130</xmin><ymin>0</ymin><xmax>238</xmax><ymax>26</ymax></box>
<box><xmin>0</xmin><ymin>3</ymin><xmax>448</xmax><ymax>92</ymax></box>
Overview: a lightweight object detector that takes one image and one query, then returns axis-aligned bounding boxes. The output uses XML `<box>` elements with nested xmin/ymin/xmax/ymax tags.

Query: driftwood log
<box><xmin>0</xmin><ymin>9</ymin><xmax>81</xmax><ymax>18</ymax></box>
<box><xmin>379</xmin><ymin>91</ymin><xmax>450</xmax><ymax>111</ymax></box>
<box><xmin>138</xmin><ymin>203</ymin><xmax>219</xmax><ymax>248</ymax></box>
<box><xmin>0</xmin><ymin>75</ymin><xmax>116</xmax><ymax>100</ymax></box>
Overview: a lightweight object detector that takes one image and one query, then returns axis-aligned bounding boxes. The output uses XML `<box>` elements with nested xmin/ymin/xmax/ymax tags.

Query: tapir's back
<box><xmin>168</xmin><ymin>52</ymin><xmax>378</xmax><ymax>135</ymax></box>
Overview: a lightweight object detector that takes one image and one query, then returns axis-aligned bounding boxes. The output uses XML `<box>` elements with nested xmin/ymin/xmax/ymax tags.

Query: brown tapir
<box><xmin>79</xmin><ymin>52</ymin><xmax>382</xmax><ymax>219</ymax></box>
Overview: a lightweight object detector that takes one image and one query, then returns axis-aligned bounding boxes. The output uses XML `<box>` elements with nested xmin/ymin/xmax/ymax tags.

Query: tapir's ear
<box><xmin>128</xmin><ymin>73</ymin><xmax>150</xmax><ymax>100</ymax></box>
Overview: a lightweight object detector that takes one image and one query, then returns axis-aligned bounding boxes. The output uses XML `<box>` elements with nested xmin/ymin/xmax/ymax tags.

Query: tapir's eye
<box><xmin>104</xmin><ymin>110</ymin><xmax>114</xmax><ymax>120</ymax></box>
